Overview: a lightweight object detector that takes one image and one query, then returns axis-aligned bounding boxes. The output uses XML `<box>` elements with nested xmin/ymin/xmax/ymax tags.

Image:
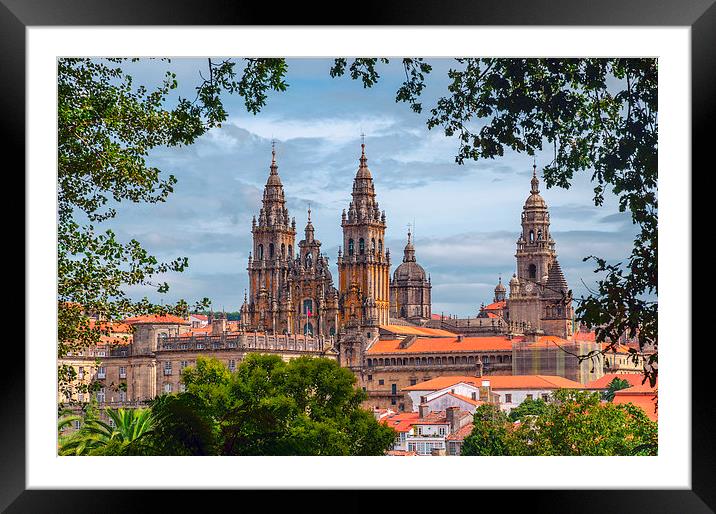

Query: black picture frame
<box><xmin>3</xmin><ymin>1</ymin><xmax>707</xmax><ymax>511</ymax></box>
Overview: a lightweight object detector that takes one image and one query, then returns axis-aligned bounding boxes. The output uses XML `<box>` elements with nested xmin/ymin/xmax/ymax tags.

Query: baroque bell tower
<box><xmin>337</xmin><ymin>142</ymin><xmax>391</xmax><ymax>328</ymax></box>
<box><xmin>245</xmin><ymin>144</ymin><xmax>296</xmax><ymax>333</ymax></box>
<box><xmin>508</xmin><ymin>162</ymin><xmax>573</xmax><ymax>338</ymax></box>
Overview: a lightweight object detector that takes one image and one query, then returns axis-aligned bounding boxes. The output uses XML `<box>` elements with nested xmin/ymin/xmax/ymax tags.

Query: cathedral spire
<box><xmin>403</xmin><ymin>228</ymin><xmax>416</xmax><ymax>263</ymax></box>
<box><xmin>531</xmin><ymin>159</ymin><xmax>539</xmax><ymax>194</ymax></box>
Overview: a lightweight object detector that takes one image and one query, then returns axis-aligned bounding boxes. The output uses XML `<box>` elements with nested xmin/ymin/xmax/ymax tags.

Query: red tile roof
<box><xmin>584</xmin><ymin>373</ymin><xmax>646</xmax><ymax>390</ymax></box>
<box><xmin>191</xmin><ymin>314</ymin><xmax>209</xmax><ymax>320</ymax></box>
<box><xmin>446</xmin><ymin>422</ymin><xmax>474</xmax><ymax>441</ymax></box>
<box><xmin>404</xmin><ymin>374</ymin><xmax>584</xmax><ymax>392</ymax></box>
<box><xmin>379</xmin><ymin>325</ymin><xmax>457</xmax><ymax>337</ymax></box>
<box><xmin>125</xmin><ymin>314</ymin><xmax>190</xmax><ymax>325</ymax></box>
<box><xmin>381</xmin><ymin>412</ymin><xmax>420</xmax><ymax>433</ymax></box>
<box><xmin>367</xmin><ymin>336</ymin><xmax>518</xmax><ymax>355</ymax></box>
<box><xmin>483</xmin><ymin>301</ymin><xmax>506</xmax><ymax>311</ymax></box>
<box><xmin>613</xmin><ymin>384</ymin><xmax>658</xmax><ymax>421</ymax></box>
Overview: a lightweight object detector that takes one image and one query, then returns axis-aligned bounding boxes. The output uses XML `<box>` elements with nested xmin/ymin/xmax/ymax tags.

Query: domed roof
<box><xmin>524</xmin><ymin>163</ymin><xmax>547</xmax><ymax>209</ymax></box>
<box><xmin>393</xmin><ymin>229</ymin><xmax>427</xmax><ymax>281</ymax></box>
<box><xmin>494</xmin><ymin>276</ymin><xmax>506</xmax><ymax>292</ymax></box>
<box><xmin>394</xmin><ymin>261</ymin><xmax>427</xmax><ymax>281</ymax></box>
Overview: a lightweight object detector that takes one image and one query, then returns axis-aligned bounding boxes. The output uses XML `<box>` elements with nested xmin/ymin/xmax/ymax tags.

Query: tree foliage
<box><xmin>461</xmin><ymin>390</ymin><xmax>657</xmax><ymax>456</ymax></box>
<box><xmin>602</xmin><ymin>377</ymin><xmax>633</xmax><ymax>402</ymax></box>
<box><xmin>57</xmin><ymin>58</ymin><xmax>289</xmax><ymax>400</ymax></box>
<box><xmin>97</xmin><ymin>355</ymin><xmax>396</xmax><ymax>456</ymax></box>
<box><xmin>331</xmin><ymin>58</ymin><xmax>658</xmax><ymax>386</ymax></box>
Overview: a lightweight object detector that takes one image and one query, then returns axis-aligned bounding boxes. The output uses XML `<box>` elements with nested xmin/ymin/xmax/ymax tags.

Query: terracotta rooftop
<box><xmin>379</xmin><ymin>325</ymin><xmax>457</xmax><ymax>337</ymax></box>
<box><xmin>124</xmin><ymin>314</ymin><xmax>190</xmax><ymax>325</ymax></box>
<box><xmin>584</xmin><ymin>373</ymin><xmax>646</xmax><ymax>390</ymax></box>
<box><xmin>367</xmin><ymin>335</ymin><xmax>518</xmax><ymax>354</ymax></box>
<box><xmin>613</xmin><ymin>383</ymin><xmax>658</xmax><ymax>421</ymax></box>
<box><xmin>446</xmin><ymin>422</ymin><xmax>474</xmax><ymax>441</ymax></box>
<box><xmin>404</xmin><ymin>374</ymin><xmax>584</xmax><ymax>392</ymax></box>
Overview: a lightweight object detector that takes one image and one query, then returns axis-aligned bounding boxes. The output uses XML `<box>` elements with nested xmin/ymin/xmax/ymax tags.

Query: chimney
<box><xmin>456</xmin><ymin>334</ymin><xmax>464</xmax><ymax>342</ymax></box>
<box><xmin>446</xmin><ymin>406</ymin><xmax>460</xmax><ymax>433</ymax></box>
<box><xmin>211</xmin><ymin>317</ymin><xmax>227</xmax><ymax>336</ymax></box>
<box><xmin>479</xmin><ymin>380</ymin><xmax>491</xmax><ymax>402</ymax></box>
<box><xmin>419</xmin><ymin>403</ymin><xmax>429</xmax><ymax>419</ymax></box>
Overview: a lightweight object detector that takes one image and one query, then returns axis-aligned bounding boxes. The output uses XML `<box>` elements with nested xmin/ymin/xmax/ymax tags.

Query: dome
<box><xmin>494</xmin><ymin>276</ymin><xmax>506</xmax><ymax>293</ymax></box>
<box><xmin>524</xmin><ymin>192</ymin><xmax>547</xmax><ymax>209</ymax></box>
<box><xmin>393</xmin><ymin>260</ymin><xmax>427</xmax><ymax>282</ymax></box>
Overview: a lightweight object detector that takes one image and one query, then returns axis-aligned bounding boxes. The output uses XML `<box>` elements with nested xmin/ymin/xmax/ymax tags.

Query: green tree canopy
<box><xmin>602</xmin><ymin>377</ymin><xmax>633</xmax><ymax>402</ymax></box>
<box><xmin>149</xmin><ymin>355</ymin><xmax>395</xmax><ymax>456</ymax></box>
<box><xmin>462</xmin><ymin>389</ymin><xmax>657</xmax><ymax>456</ymax></box>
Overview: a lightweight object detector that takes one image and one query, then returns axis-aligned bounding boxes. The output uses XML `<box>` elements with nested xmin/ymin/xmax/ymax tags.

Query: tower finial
<box><xmin>307</xmin><ymin>203</ymin><xmax>311</xmax><ymax>221</ymax></box>
<box><xmin>531</xmin><ymin>159</ymin><xmax>539</xmax><ymax>194</ymax></box>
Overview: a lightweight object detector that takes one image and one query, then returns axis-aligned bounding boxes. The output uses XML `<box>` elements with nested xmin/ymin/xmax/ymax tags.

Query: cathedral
<box><xmin>240</xmin><ymin>146</ymin><xmax>339</xmax><ymax>337</ymax></box>
<box><xmin>239</xmin><ymin>143</ymin><xmax>574</xmax><ymax>346</ymax></box>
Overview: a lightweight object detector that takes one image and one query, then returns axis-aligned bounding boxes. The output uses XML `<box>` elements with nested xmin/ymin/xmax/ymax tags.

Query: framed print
<box><xmin>4</xmin><ymin>0</ymin><xmax>710</xmax><ymax>511</ymax></box>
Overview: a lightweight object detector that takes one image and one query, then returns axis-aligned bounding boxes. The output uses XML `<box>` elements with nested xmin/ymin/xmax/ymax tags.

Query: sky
<box><xmin>106</xmin><ymin>58</ymin><xmax>637</xmax><ymax>317</ymax></box>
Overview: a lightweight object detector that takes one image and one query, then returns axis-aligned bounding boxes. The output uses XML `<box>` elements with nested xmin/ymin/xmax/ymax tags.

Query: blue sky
<box><xmin>107</xmin><ymin>58</ymin><xmax>637</xmax><ymax>316</ymax></box>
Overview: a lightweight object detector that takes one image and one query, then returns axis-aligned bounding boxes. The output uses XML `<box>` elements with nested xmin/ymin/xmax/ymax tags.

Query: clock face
<box><xmin>524</xmin><ymin>282</ymin><xmax>534</xmax><ymax>293</ymax></box>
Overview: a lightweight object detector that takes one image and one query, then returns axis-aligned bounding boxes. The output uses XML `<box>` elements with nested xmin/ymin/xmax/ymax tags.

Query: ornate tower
<box><xmin>246</xmin><ymin>146</ymin><xmax>296</xmax><ymax>333</ymax></box>
<box><xmin>507</xmin><ymin>162</ymin><xmax>573</xmax><ymax>338</ymax></box>
<box><xmin>389</xmin><ymin>229</ymin><xmax>432</xmax><ymax>322</ymax></box>
<box><xmin>286</xmin><ymin>208</ymin><xmax>340</xmax><ymax>337</ymax></box>
<box><xmin>337</xmin><ymin>143</ymin><xmax>391</xmax><ymax>328</ymax></box>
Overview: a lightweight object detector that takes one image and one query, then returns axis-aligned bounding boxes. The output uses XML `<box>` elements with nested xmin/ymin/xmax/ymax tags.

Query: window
<box><xmin>78</xmin><ymin>366</ymin><xmax>85</xmax><ymax>380</ymax></box>
<box><xmin>179</xmin><ymin>383</ymin><xmax>186</xmax><ymax>392</ymax></box>
<box><xmin>409</xmin><ymin>379</ymin><xmax>417</xmax><ymax>386</ymax></box>
<box><xmin>164</xmin><ymin>361</ymin><xmax>172</xmax><ymax>375</ymax></box>
<box><xmin>348</xmin><ymin>239</ymin><xmax>354</xmax><ymax>255</ymax></box>
<box><xmin>281</xmin><ymin>243</ymin><xmax>286</xmax><ymax>257</ymax></box>
<box><xmin>108</xmin><ymin>418</ymin><xmax>116</xmax><ymax>428</ymax></box>
<box><xmin>505</xmin><ymin>394</ymin><xmax>512</xmax><ymax>403</ymax></box>
<box><xmin>303</xmin><ymin>299</ymin><xmax>313</xmax><ymax>315</ymax></box>
<box><xmin>391</xmin><ymin>384</ymin><xmax>397</xmax><ymax>395</ymax></box>
<box><xmin>96</xmin><ymin>388</ymin><xmax>106</xmax><ymax>403</ymax></box>
<box><xmin>371</xmin><ymin>238</ymin><xmax>376</xmax><ymax>253</ymax></box>
<box><xmin>399</xmin><ymin>403</ymin><xmax>405</xmax><ymax>412</ymax></box>
<box><xmin>180</xmin><ymin>361</ymin><xmax>189</xmax><ymax>373</ymax></box>
<box><xmin>439</xmin><ymin>427</ymin><xmax>446</xmax><ymax>436</ymax></box>
<box><xmin>359</xmin><ymin>238</ymin><xmax>365</xmax><ymax>255</ymax></box>
<box><xmin>529</xmin><ymin>230</ymin><xmax>534</xmax><ymax>243</ymax></box>
<box><xmin>288</xmin><ymin>245</ymin><xmax>292</xmax><ymax>258</ymax></box>
<box><xmin>164</xmin><ymin>383</ymin><xmax>173</xmax><ymax>394</ymax></box>
<box><xmin>528</xmin><ymin>264</ymin><xmax>537</xmax><ymax>279</ymax></box>
<box><xmin>367</xmin><ymin>375</ymin><xmax>373</xmax><ymax>381</ymax></box>
<box><xmin>119</xmin><ymin>391</ymin><xmax>127</xmax><ymax>402</ymax></box>
<box><xmin>269</xmin><ymin>243</ymin><xmax>274</xmax><ymax>259</ymax></box>
<box><xmin>378</xmin><ymin>379</ymin><xmax>384</xmax><ymax>385</ymax></box>
<box><xmin>391</xmin><ymin>398</ymin><xmax>396</xmax><ymax>405</ymax></box>
<box><xmin>73</xmin><ymin>420</ymin><xmax>81</xmax><ymax>430</ymax></box>
<box><xmin>526</xmin><ymin>394</ymin><xmax>533</xmax><ymax>400</ymax></box>
<box><xmin>378</xmin><ymin>240</ymin><xmax>383</xmax><ymax>254</ymax></box>
<box><xmin>119</xmin><ymin>366</ymin><xmax>127</xmax><ymax>378</ymax></box>
<box><xmin>96</xmin><ymin>349</ymin><xmax>106</xmax><ymax>357</ymax></box>
<box><xmin>258</xmin><ymin>244</ymin><xmax>264</xmax><ymax>260</ymax></box>
<box><xmin>97</xmin><ymin>366</ymin><xmax>106</xmax><ymax>379</ymax></box>
<box><xmin>196</xmin><ymin>343</ymin><xmax>205</xmax><ymax>349</ymax></box>
<box><xmin>541</xmin><ymin>393</ymin><xmax>549</xmax><ymax>401</ymax></box>
<box><xmin>228</xmin><ymin>359</ymin><xmax>236</xmax><ymax>372</ymax></box>
<box><xmin>77</xmin><ymin>393</ymin><xmax>84</xmax><ymax>403</ymax></box>
<box><xmin>471</xmin><ymin>392</ymin><xmax>477</xmax><ymax>400</ymax></box>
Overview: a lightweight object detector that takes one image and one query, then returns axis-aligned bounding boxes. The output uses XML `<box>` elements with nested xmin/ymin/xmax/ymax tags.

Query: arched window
<box><xmin>371</xmin><ymin>238</ymin><xmax>376</xmax><ymax>253</ymax></box>
<box><xmin>529</xmin><ymin>230</ymin><xmax>535</xmax><ymax>243</ymax></box>
<box><xmin>288</xmin><ymin>245</ymin><xmax>293</xmax><ymax>258</ymax></box>
<box><xmin>269</xmin><ymin>243</ymin><xmax>274</xmax><ymax>259</ymax></box>
<box><xmin>378</xmin><ymin>239</ymin><xmax>383</xmax><ymax>254</ymax></box>
<box><xmin>348</xmin><ymin>239</ymin><xmax>354</xmax><ymax>256</ymax></box>
<box><xmin>537</xmin><ymin>229</ymin><xmax>543</xmax><ymax>240</ymax></box>
<box><xmin>306</xmin><ymin>253</ymin><xmax>312</xmax><ymax>268</ymax></box>
<box><xmin>529</xmin><ymin>264</ymin><xmax>537</xmax><ymax>279</ymax></box>
<box><xmin>359</xmin><ymin>238</ymin><xmax>365</xmax><ymax>255</ymax></box>
<box><xmin>281</xmin><ymin>243</ymin><xmax>286</xmax><ymax>258</ymax></box>
<box><xmin>258</xmin><ymin>244</ymin><xmax>264</xmax><ymax>260</ymax></box>
<box><xmin>329</xmin><ymin>325</ymin><xmax>335</xmax><ymax>336</ymax></box>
